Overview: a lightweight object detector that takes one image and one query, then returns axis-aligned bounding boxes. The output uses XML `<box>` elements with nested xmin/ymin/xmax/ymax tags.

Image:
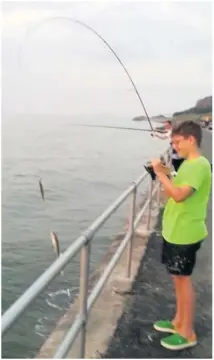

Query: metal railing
<box><xmin>2</xmin><ymin>147</ymin><xmax>171</xmax><ymax>359</ymax></box>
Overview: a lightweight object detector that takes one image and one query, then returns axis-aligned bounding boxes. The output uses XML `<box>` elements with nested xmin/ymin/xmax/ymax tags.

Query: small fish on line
<box><xmin>50</xmin><ymin>231</ymin><xmax>61</xmax><ymax>257</ymax></box>
<box><xmin>39</xmin><ymin>179</ymin><xmax>45</xmax><ymax>201</ymax></box>
<box><xmin>50</xmin><ymin>231</ymin><xmax>64</xmax><ymax>276</ymax></box>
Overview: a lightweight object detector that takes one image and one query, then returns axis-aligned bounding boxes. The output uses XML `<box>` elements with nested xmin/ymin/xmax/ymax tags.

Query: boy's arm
<box><xmin>161</xmin><ymin>187</ymin><xmax>170</xmax><ymax>201</ymax></box>
<box><xmin>151</xmin><ymin>159</ymin><xmax>200</xmax><ymax>202</ymax></box>
<box><xmin>151</xmin><ymin>131</ymin><xmax>169</xmax><ymax>140</ymax></box>
<box><xmin>155</xmin><ymin>172</ymin><xmax>194</xmax><ymax>202</ymax></box>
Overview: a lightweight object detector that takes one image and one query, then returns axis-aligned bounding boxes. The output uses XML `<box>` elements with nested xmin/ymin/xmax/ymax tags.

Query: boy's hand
<box><xmin>151</xmin><ymin>159</ymin><xmax>171</xmax><ymax>175</ymax></box>
<box><xmin>151</xmin><ymin>159</ymin><xmax>163</xmax><ymax>174</ymax></box>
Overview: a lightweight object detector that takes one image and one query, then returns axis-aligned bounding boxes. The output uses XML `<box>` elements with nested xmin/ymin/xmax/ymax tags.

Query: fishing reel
<box><xmin>144</xmin><ymin>156</ymin><xmax>166</xmax><ymax>181</ymax></box>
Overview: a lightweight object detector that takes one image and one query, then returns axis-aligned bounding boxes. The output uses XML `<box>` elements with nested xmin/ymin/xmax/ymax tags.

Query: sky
<box><xmin>1</xmin><ymin>1</ymin><xmax>213</xmax><ymax>117</ymax></box>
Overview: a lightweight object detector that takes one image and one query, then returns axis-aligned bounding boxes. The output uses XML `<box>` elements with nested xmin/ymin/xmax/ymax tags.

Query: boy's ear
<box><xmin>189</xmin><ymin>135</ymin><xmax>196</xmax><ymax>145</ymax></box>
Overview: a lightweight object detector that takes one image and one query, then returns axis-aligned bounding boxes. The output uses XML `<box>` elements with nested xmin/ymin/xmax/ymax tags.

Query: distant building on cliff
<box><xmin>200</xmin><ymin>114</ymin><xmax>212</xmax><ymax>127</ymax></box>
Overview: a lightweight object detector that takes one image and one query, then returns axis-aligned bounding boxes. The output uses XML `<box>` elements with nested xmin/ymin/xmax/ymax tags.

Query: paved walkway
<box><xmin>104</xmin><ymin>130</ymin><xmax>212</xmax><ymax>358</ymax></box>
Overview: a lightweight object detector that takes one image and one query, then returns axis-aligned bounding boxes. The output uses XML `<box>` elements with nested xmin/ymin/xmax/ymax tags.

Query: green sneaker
<box><xmin>153</xmin><ymin>320</ymin><xmax>176</xmax><ymax>333</ymax></box>
<box><xmin>160</xmin><ymin>333</ymin><xmax>197</xmax><ymax>350</ymax></box>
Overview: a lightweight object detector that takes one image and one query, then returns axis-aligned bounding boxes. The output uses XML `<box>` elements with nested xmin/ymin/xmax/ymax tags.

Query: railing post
<box><xmin>168</xmin><ymin>148</ymin><xmax>172</xmax><ymax>168</ymax></box>
<box><xmin>147</xmin><ymin>179</ymin><xmax>153</xmax><ymax>230</ymax></box>
<box><xmin>156</xmin><ymin>181</ymin><xmax>161</xmax><ymax>208</ymax></box>
<box><xmin>126</xmin><ymin>184</ymin><xmax>137</xmax><ymax>278</ymax></box>
<box><xmin>79</xmin><ymin>239</ymin><xmax>91</xmax><ymax>358</ymax></box>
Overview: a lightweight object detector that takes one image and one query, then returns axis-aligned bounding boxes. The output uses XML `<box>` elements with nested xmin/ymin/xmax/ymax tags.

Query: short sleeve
<box><xmin>180</xmin><ymin>161</ymin><xmax>206</xmax><ymax>190</ymax></box>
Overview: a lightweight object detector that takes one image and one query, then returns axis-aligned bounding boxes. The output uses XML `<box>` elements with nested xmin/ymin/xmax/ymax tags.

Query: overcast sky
<box><xmin>2</xmin><ymin>1</ymin><xmax>213</xmax><ymax>117</ymax></box>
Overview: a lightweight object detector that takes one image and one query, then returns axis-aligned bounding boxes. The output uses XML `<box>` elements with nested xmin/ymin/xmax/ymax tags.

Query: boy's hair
<box><xmin>171</xmin><ymin>120</ymin><xmax>202</xmax><ymax>147</ymax></box>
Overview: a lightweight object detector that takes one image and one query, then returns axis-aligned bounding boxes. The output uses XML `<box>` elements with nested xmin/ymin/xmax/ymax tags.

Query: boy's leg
<box><xmin>171</xmin><ymin>275</ymin><xmax>183</xmax><ymax>329</ymax></box>
<box><xmin>154</xmin><ymin>275</ymin><xmax>187</xmax><ymax>332</ymax></box>
<box><xmin>177</xmin><ymin>275</ymin><xmax>195</xmax><ymax>339</ymax></box>
<box><xmin>171</xmin><ymin>275</ymin><xmax>195</xmax><ymax>337</ymax></box>
<box><xmin>154</xmin><ymin>239</ymin><xmax>183</xmax><ymax>333</ymax></box>
<box><xmin>161</xmin><ymin>239</ymin><xmax>184</xmax><ymax>329</ymax></box>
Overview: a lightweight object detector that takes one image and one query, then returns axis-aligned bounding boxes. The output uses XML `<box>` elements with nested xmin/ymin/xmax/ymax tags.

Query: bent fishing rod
<box><xmin>19</xmin><ymin>16</ymin><xmax>154</xmax><ymax>132</ymax></box>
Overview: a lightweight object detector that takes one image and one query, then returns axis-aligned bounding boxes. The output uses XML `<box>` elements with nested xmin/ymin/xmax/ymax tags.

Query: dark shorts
<box><xmin>161</xmin><ymin>237</ymin><xmax>203</xmax><ymax>276</ymax></box>
<box><xmin>172</xmin><ymin>158</ymin><xmax>184</xmax><ymax>172</ymax></box>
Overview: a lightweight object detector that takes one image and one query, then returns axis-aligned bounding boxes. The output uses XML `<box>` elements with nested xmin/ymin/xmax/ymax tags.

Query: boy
<box><xmin>151</xmin><ymin>121</ymin><xmax>211</xmax><ymax>350</ymax></box>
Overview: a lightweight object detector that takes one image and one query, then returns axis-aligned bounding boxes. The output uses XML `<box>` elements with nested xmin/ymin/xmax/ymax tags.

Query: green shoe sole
<box><xmin>161</xmin><ymin>338</ymin><xmax>197</xmax><ymax>350</ymax></box>
<box><xmin>160</xmin><ymin>333</ymin><xmax>197</xmax><ymax>350</ymax></box>
<box><xmin>153</xmin><ymin>323</ymin><xmax>176</xmax><ymax>333</ymax></box>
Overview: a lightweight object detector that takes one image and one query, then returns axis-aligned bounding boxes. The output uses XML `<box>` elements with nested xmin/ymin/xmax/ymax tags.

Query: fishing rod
<box><xmin>19</xmin><ymin>16</ymin><xmax>154</xmax><ymax>131</ymax></box>
<box><xmin>72</xmin><ymin>124</ymin><xmax>152</xmax><ymax>132</ymax></box>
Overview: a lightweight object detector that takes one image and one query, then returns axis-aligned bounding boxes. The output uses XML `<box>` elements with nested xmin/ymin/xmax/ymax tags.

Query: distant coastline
<box><xmin>132</xmin><ymin>95</ymin><xmax>212</xmax><ymax>123</ymax></box>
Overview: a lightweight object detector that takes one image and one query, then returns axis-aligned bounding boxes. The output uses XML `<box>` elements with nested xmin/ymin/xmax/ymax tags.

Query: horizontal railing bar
<box><xmin>2</xmin><ymin>235</ymin><xmax>87</xmax><ymax>336</ymax></box>
<box><xmin>1</xmin><ymin>172</ymin><xmax>149</xmax><ymax>336</ymax></box>
<box><xmin>51</xmin><ymin>182</ymin><xmax>161</xmax><ymax>358</ymax></box>
<box><xmin>1</xmin><ymin>172</ymin><xmax>150</xmax><ymax>336</ymax></box>
<box><xmin>81</xmin><ymin>171</ymin><xmax>153</xmax><ymax>243</ymax></box>
<box><xmin>131</xmin><ymin>171</ymin><xmax>148</xmax><ymax>187</ymax></box>
<box><xmin>82</xmin><ymin>180</ymin><xmax>143</xmax><ymax>240</ymax></box>
<box><xmin>47</xmin><ymin>180</ymin><xmax>161</xmax><ymax>358</ymax></box>
<box><xmin>53</xmin><ymin>314</ymin><xmax>84</xmax><ymax>359</ymax></box>
<box><xmin>86</xmin><ymin>182</ymin><xmax>160</xmax><ymax>315</ymax></box>
<box><xmin>134</xmin><ymin>193</ymin><xmax>151</xmax><ymax>229</ymax></box>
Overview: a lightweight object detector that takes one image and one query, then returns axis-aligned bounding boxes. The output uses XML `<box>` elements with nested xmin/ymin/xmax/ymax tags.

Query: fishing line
<box><xmin>18</xmin><ymin>16</ymin><xmax>154</xmax><ymax>131</ymax></box>
<box><xmin>38</xmin><ymin>178</ymin><xmax>58</xmax><ymax>256</ymax></box>
<box><xmin>38</xmin><ymin>179</ymin><xmax>63</xmax><ymax>275</ymax></box>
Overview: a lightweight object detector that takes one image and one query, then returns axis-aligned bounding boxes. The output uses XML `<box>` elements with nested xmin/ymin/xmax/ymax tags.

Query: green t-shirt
<box><xmin>162</xmin><ymin>156</ymin><xmax>211</xmax><ymax>245</ymax></box>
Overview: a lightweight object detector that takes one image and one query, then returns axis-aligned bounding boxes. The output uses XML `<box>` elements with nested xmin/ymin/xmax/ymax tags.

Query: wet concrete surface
<box><xmin>104</xmin><ymin>130</ymin><xmax>212</xmax><ymax>358</ymax></box>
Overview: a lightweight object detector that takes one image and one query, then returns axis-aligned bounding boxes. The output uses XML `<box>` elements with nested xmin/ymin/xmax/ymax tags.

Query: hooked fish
<box><xmin>50</xmin><ymin>231</ymin><xmax>64</xmax><ymax>276</ymax></box>
<box><xmin>50</xmin><ymin>231</ymin><xmax>60</xmax><ymax>258</ymax></box>
<box><xmin>39</xmin><ymin>179</ymin><xmax>45</xmax><ymax>201</ymax></box>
